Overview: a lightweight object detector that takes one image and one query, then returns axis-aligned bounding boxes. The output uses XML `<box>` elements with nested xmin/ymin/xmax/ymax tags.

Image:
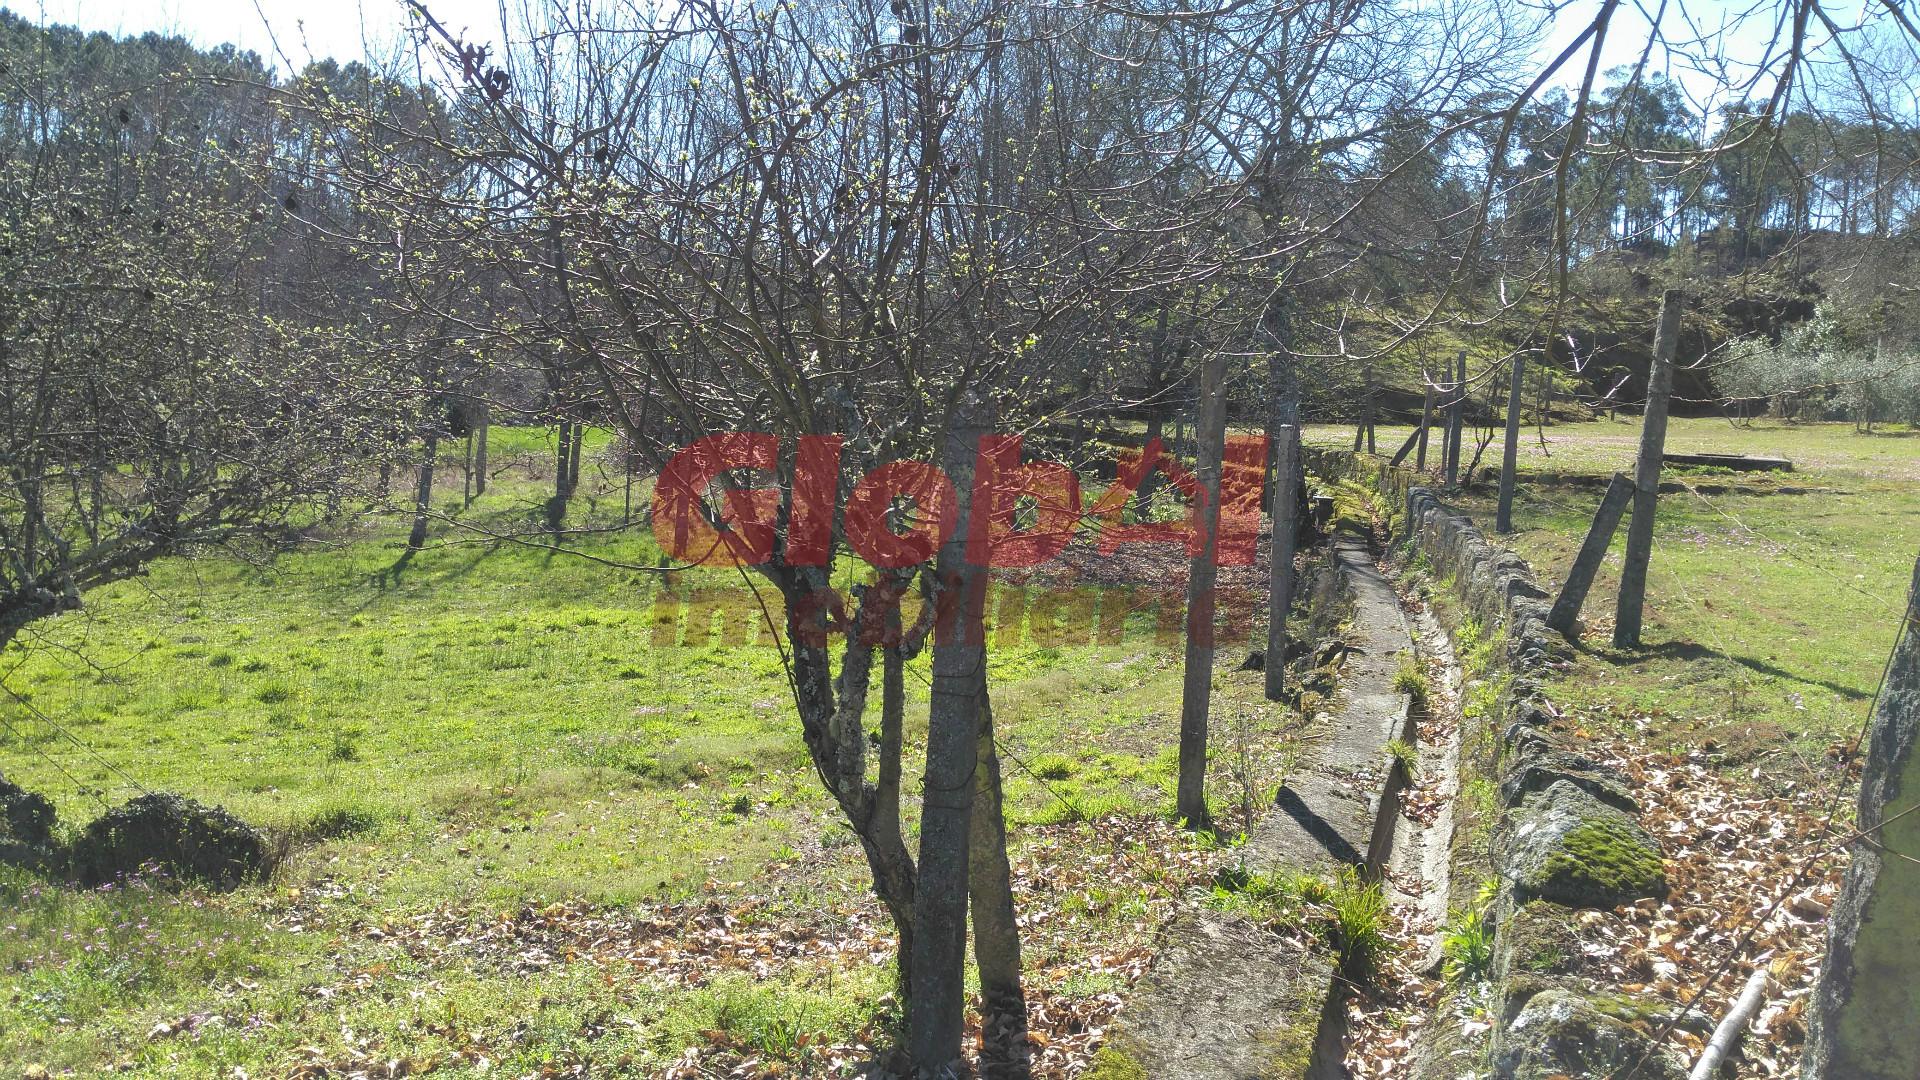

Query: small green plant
<box><xmin>1441</xmin><ymin>907</ymin><xmax>1495</xmax><ymax>984</ymax></box>
<box><xmin>1029</xmin><ymin>753</ymin><xmax>1077</xmax><ymax>781</ymax></box>
<box><xmin>1385</xmin><ymin>738</ymin><xmax>1420</xmax><ymax>778</ymax></box>
<box><xmin>328</xmin><ymin>731</ymin><xmax>360</xmax><ymax>762</ymax></box>
<box><xmin>1393</xmin><ymin>657</ymin><xmax>1431</xmax><ymax>711</ymax></box>
<box><xmin>1208</xmin><ymin>864</ymin><xmax>1329</xmax><ymax>934</ymax></box>
<box><xmin>1327</xmin><ymin>868</ymin><xmax>1392</xmax><ymax>974</ymax></box>
<box><xmin>1455</xmin><ymin>617</ymin><xmax>1483</xmax><ymax>663</ymax></box>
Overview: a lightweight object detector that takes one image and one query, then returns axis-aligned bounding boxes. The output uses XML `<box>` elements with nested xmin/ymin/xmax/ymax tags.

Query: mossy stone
<box><xmin>1492</xmin><ymin>988</ymin><xmax>1686</xmax><ymax>1080</ymax></box>
<box><xmin>1495</xmin><ymin>901</ymin><xmax>1584</xmax><ymax>982</ymax></box>
<box><xmin>1505</xmin><ymin>781</ymin><xmax>1666</xmax><ymax>909</ymax></box>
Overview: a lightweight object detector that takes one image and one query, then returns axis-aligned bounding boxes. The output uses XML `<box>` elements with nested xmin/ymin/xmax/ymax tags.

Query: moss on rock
<box><xmin>1493</xmin><ymin>987</ymin><xmax>1686</xmax><ymax>1080</ymax></box>
<box><xmin>1084</xmin><ymin>1045</ymin><xmax>1149</xmax><ymax>1080</ymax></box>
<box><xmin>1506</xmin><ymin>781</ymin><xmax>1666</xmax><ymax>909</ymax></box>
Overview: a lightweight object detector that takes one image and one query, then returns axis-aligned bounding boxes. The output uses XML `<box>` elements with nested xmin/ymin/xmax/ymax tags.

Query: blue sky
<box><xmin>3</xmin><ymin>0</ymin><xmax>1839</xmax><ymax>111</ymax></box>
<box><xmin>10</xmin><ymin>0</ymin><xmax>502</xmax><ymax>69</ymax></box>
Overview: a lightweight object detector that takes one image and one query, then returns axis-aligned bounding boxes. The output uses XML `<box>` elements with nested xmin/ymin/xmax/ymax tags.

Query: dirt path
<box><xmin>1103</xmin><ymin>532</ymin><xmax>1424</xmax><ymax>1079</ymax></box>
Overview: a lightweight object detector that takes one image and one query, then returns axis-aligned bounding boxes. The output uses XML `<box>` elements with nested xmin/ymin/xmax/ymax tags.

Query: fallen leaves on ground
<box><xmin>256</xmin><ymin>815</ymin><xmax>1227</xmax><ymax>1079</ymax></box>
<box><xmin>1344</xmin><ymin>723</ymin><xmax>1846</xmax><ymax>1080</ymax></box>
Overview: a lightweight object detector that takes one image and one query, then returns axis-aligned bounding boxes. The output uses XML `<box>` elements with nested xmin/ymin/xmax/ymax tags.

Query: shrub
<box><xmin>0</xmin><ymin>772</ymin><xmax>57</xmax><ymax>849</ymax></box>
<box><xmin>1385</xmin><ymin>738</ymin><xmax>1420</xmax><ymax>779</ymax></box>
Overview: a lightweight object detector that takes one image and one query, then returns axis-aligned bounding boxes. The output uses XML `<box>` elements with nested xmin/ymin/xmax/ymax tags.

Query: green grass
<box><xmin>1206</xmin><ymin>864</ymin><xmax>1394</xmax><ymax>976</ymax></box>
<box><xmin>1318</xmin><ymin>416</ymin><xmax>1920</xmax><ymax>770</ymax></box>
<box><xmin>0</xmin><ymin>427</ymin><xmax>1299</xmax><ymax>1076</ymax></box>
<box><xmin>1440</xmin><ymin>907</ymin><xmax>1494</xmax><ymax>985</ymax></box>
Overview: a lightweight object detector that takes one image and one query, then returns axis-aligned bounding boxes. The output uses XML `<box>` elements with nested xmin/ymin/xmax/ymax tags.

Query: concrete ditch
<box><xmin>1104</xmin><ymin>448</ymin><xmax>1695</xmax><ymax>1079</ymax></box>
<box><xmin>1300</xmin><ymin>446</ymin><xmax>1695</xmax><ymax>1079</ymax></box>
<box><xmin>1100</xmin><ymin>526</ymin><xmax>1425</xmax><ymax>1079</ymax></box>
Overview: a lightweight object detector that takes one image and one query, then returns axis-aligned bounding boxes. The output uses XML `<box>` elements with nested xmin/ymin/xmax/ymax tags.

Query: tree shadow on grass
<box><xmin>1576</xmin><ymin>637</ymin><xmax>1873</xmax><ymax>702</ymax></box>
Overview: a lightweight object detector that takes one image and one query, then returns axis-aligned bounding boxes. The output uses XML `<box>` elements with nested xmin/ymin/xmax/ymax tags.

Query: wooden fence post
<box><xmin>1444</xmin><ymin>350</ymin><xmax>1466</xmax><ymax>487</ymax></box>
<box><xmin>1546</xmin><ymin>472</ymin><xmax>1633</xmax><ymax>637</ymax></box>
<box><xmin>1415</xmin><ymin>383</ymin><xmax>1435</xmax><ymax>471</ymax></box>
<box><xmin>1497</xmin><ymin>350</ymin><xmax>1526</xmax><ymax>533</ymax></box>
<box><xmin>1613</xmin><ymin>289</ymin><xmax>1682</xmax><ymax>648</ymax></box>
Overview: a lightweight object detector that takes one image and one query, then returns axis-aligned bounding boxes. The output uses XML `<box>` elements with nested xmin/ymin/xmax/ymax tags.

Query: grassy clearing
<box><xmin>1314</xmin><ymin>416</ymin><xmax>1920</xmax><ymax>772</ymax></box>
<box><xmin>0</xmin><ymin>428</ymin><xmax>1298</xmax><ymax>1076</ymax></box>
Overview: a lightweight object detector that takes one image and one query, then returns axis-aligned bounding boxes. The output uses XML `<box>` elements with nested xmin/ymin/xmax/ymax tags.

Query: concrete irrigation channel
<box><xmin>1101</xmin><ymin>524</ymin><xmax>1466</xmax><ymax>1079</ymax></box>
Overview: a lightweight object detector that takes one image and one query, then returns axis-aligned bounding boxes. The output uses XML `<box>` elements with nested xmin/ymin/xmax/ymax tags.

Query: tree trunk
<box><xmin>548</xmin><ymin>419</ymin><xmax>574</xmax><ymax>530</ymax></box>
<box><xmin>1363</xmin><ymin>360</ymin><xmax>1376</xmax><ymax>454</ymax></box>
<box><xmin>969</xmin><ymin>682</ymin><xmax>1029</xmax><ymax>1076</ymax></box>
<box><xmin>1264</xmin><ymin>291</ymin><xmax>1303</xmax><ymax>704</ymax></box>
<box><xmin>1806</xmin><ymin>553</ymin><xmax>1920</xmax><ymax>1080</ymax></box>
<box><xmin>1496</xmin><ymin>351</ymin><xmax>1526</xmax><ymax>533</ymax></box>
<box><xmin>1136</xmin><ymin>404</ymin><xmax>1166</xmax><ymax>516</ymax></box>
<box><xmin>1444</xmin><ymin>350</ymin><xmax>1466</xmax><ymax>487</ymax></box>
<box><xmin>880</xmin><ymin>637</ymin><xmax>915</xmax><ymax>1001</ymax></box>
<box><xmin>911</xmin><ymin>398</ymin><xmax>992</xmax><ymax>1077</ymax></box>
<box><xmin>1614</xmin><ymin>290</ymin><xmax>1681</xmax><ymax>648</ymax></box>
<box><xmin>407</xmin><ymin>432</ymin><xmax>437</xmax><ymax>551</ymax></box>
<box><xmin>1178</xmin><ymin>347</ymin><xmax>1228</xmax><ymax>829</ymax></box>
<box><xmin>472</xmin><ymin>404</ymin><xmax>489</xmax><ymax>496</ymax></box>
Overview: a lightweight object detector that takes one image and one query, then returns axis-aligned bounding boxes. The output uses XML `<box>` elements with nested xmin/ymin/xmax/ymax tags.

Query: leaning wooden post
<box><xmin>1415</xmin><ymin>382</ymin><xmax>1436</xmax><ymax>471</ymax></box>
<box><xmin>1178</xmin><ymin>347</ymin><xmax>1230</xmax><ymax>831</ymax></box>
<box><xmin>1613</xmin><ymin>289</ymin><xmax>1682</xmax><ymax>649</ymax></box>
<box><xmin>1496</xmin><ymin>350</ymin><xmax>1526</xmax><ymax>533</ymax></box>
<box><xmin>1444</xmin><ymin>349</ymin><xmax>1466</xmax><ymax>487</ymax></box>
<box><xmin>1805</xmin><ymin>552</ymin><xmax>1920</xmax><ymax>1080</ymax></box>
<box><xmin>1546</xmin><ymin>472</ymin><xmax>1633</xmax><ymax>637</ymax></box>
<box><xmin>1388</xmin><ymin>423</ymin><xmax>1423</xmax><ymax>467</ymax></box>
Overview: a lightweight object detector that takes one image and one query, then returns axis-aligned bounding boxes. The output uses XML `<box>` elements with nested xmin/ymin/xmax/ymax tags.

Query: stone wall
<box><xmin>1303</xmin><ymin>452</ymin><xmax>1689</xmax><ymax>1079</ymax></box>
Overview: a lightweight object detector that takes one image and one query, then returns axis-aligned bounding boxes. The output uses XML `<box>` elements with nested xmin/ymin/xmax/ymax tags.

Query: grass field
<box><xmin>0</xmin><ymin>428</ymin><xmax>1294</xmax><ymax>1076</ymax></box>
<box><xmin>8</xmin><ymin>416</ymin><xmax>1908</xmax><ymax>1075</ymax></box>
<box><xmin>1312</xmin><ymin>416</ymin><xmax>1920</xmax><ymax>775</ymax></box>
